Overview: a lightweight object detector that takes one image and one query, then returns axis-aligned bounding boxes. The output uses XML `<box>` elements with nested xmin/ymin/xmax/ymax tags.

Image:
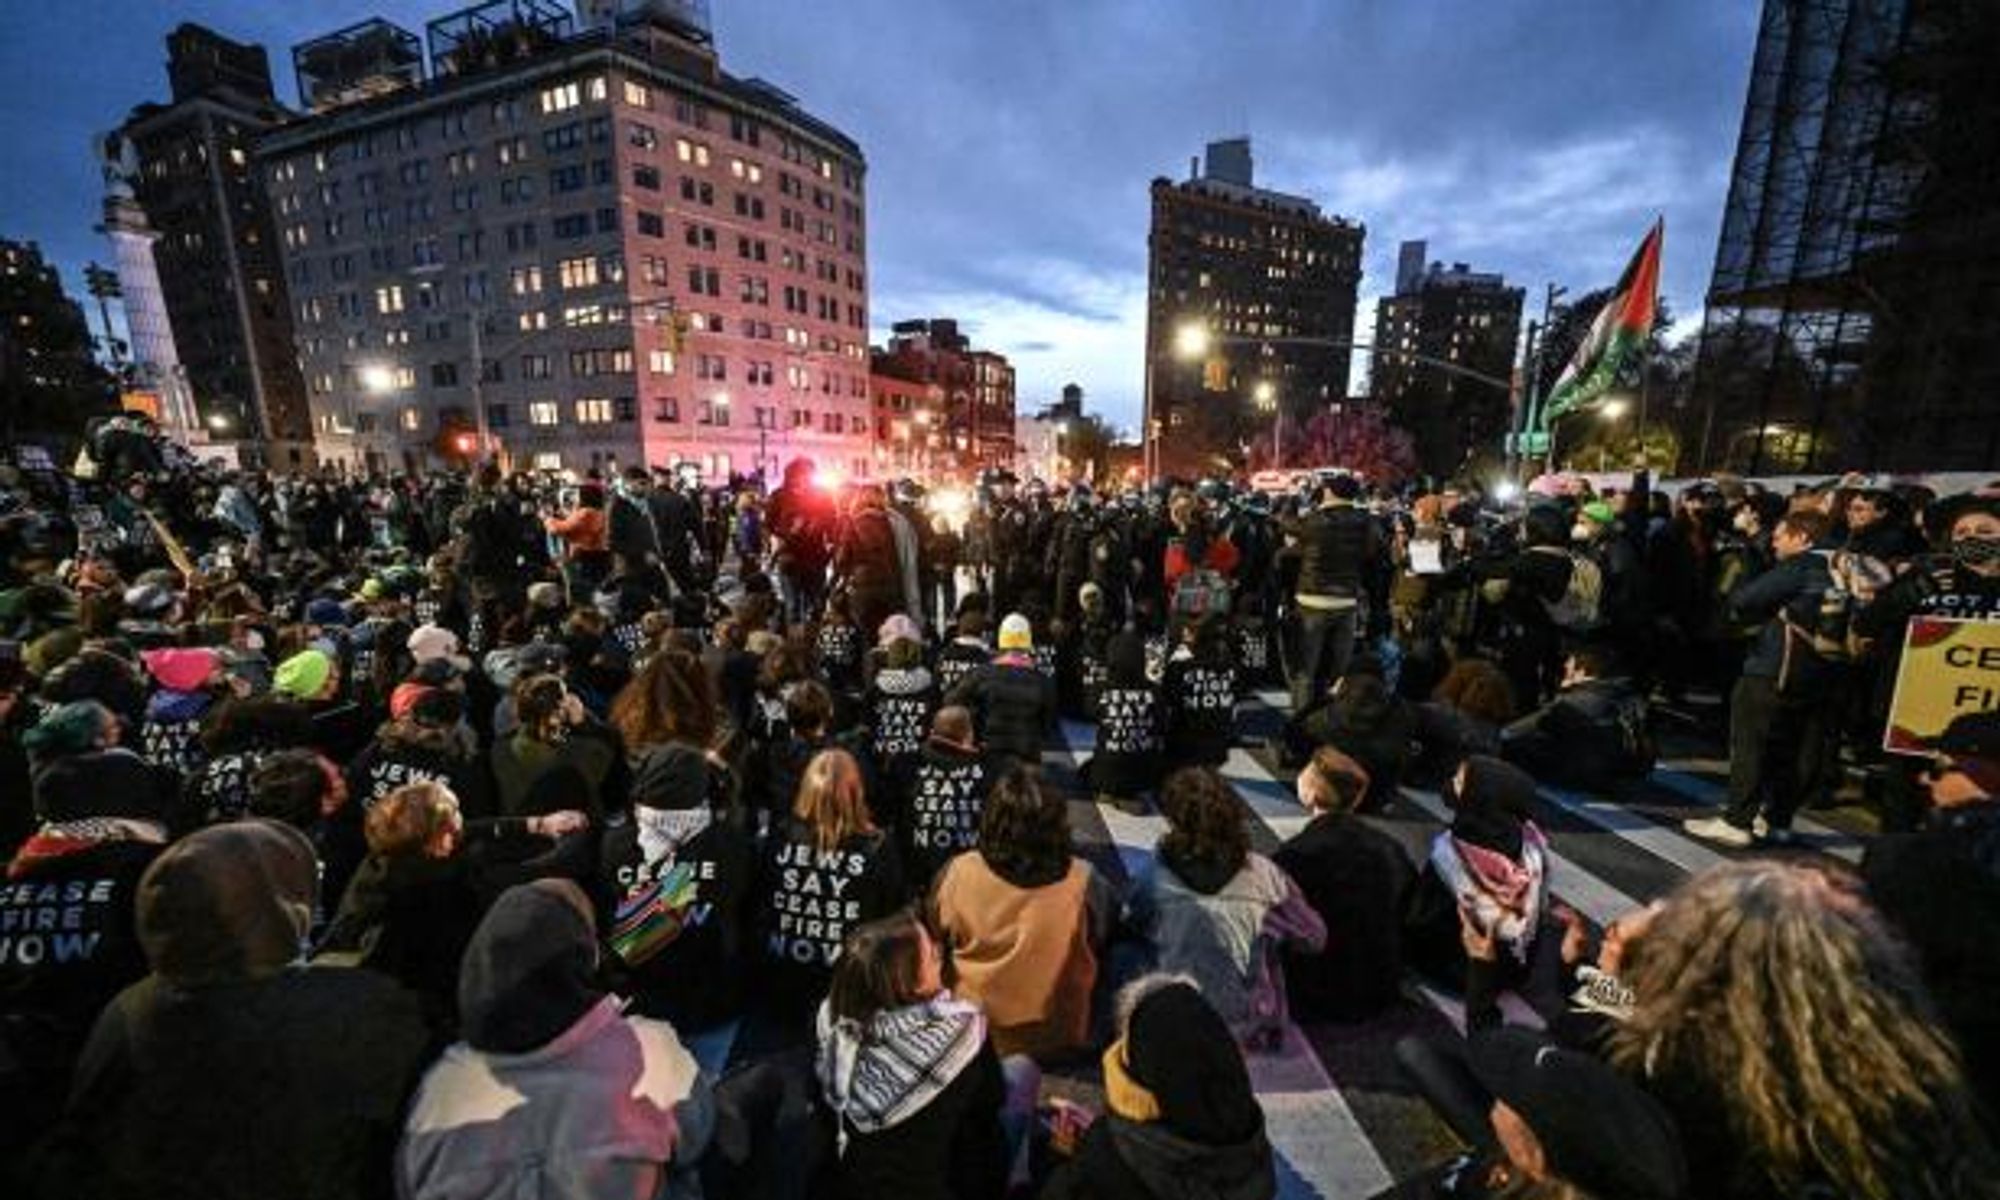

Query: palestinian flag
<box><xmin>1544</xmin><ymin>220</ymin><xmax>1663</xmax><ymax>421</ymax></box>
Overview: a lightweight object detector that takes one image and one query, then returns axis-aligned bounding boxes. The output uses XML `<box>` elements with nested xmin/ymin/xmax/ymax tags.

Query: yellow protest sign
<box><xmin>1884</xmin><ymin>616</ymin><xmax>2000</xmax><ymax>755</ymax></box>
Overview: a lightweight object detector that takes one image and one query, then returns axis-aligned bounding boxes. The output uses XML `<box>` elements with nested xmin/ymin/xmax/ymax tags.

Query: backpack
<box><xmin>1531</xmin><ymin>547</ymin><xmax>1602</xmax><ymax>631</ymax></box>
<box><xmin>1172</xmin><ymin>567</ymin><xmax>1231</xmax><ymax>622</ymax></box>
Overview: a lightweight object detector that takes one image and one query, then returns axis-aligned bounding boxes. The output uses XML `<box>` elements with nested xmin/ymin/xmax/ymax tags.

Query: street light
<box><xmin>1597</xmin><ymin>398</ymin><xmax>1630</xmax><ymax>470</ymax></box>
<box><xmin>205</xmin><ymin>412</ymin><xmax>231</xmax><ymax>433</ymax></box>
<box><xmin>357</xmin><ymin>363</ymin><xmax>396</xmax><ymax>395</ymax></box>
<box><xmin>1174</xmin><ymin>322</ymin><xmax>1212</xmax><ymax>359</ymax></box>
<box><xmin>1252</xmin><ymin>380</ymin><xmax>1280</xmax><ymax>467</ymax></box>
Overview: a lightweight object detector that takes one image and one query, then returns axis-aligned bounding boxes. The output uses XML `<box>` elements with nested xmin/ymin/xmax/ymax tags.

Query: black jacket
<box><xmin>1286</xmin><ymin>502</ymin><xmax>1381</xmax><ymax>600</ymax></box>
<box><xmin>891</xmin><ymin>741</ymin><xmax>993</xmax><ymax>890</ymax></box>
<box><xmin>1499</xmin><ymin>676</ymin><xmax>1653</xmax><ymax>793</ymax></box>
<box><xmin>1862</xmin><ymin>800</ymin><xmax>2000</xmax><ymax>1116</ymax></box>
<box><xmin>947</xmin><ymin>657</ymin><xmax>1056</xmax><ymax>764</ymax></box>
<box><xmin>1273</xmin><ymin>813</ymin><xmax>1415</xmax><ymax>1022</ymax></box>
<box><xmin>1164</xmin><ymin>652</ymin><xmax>1237</xmax><ymax>769</ymax></box>
<box><xmin>596</xmin><ymin>804</ymin><xmax>755</xmax><ymax>1032</ymax></box>
<box><xmin>833</xmin><ymin>1039</ymin><xmax>1006</xmax><ymax>1200</ymax></box>
<box><xmin>755</xmin><ymin>822</ymin><xmax>904</xmax><ymax>1025</ymax></box>
<box><xmin>1041</xmin><ymin>1114</ymin><xmax>1276</xmax><ymax>1200</ymax></box>
<box><xmin>1727</xmin><ymin>550</ymin><xmax>1833</xmax><ymax>680</ymax></box>
<box><xmin>42</xmin><ymin>967</ymin><xmax>430</xmax><ymax>1200</ymax></box>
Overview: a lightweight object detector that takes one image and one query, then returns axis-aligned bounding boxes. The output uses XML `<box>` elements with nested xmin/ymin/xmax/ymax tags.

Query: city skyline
<box><xmin>0</xmin><ymin>0</ymin><xmax>1759</xmax><ymax>435</ymax></box>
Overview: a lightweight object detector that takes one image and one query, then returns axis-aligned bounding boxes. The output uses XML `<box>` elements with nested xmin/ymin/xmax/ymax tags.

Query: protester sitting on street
<box><xmin>38</xmin><ymin>821</ymin><xmax>432</xmax><ymax>1200</ymax></box>
<box><xmin>1288</xmin><ymin>667</ymin><xmax>1418</xmax><ymax>804</ymax></box>
<box><xmin>318</xmin><ymin>779</ymin><xmax>589</xmax><ymax>1033</ymax></box>
<box><xmin>1411</xmin><ymin>656</ymin><xmax>1516</xmax><ymax>787</ymax></box>
<box><xmin>753</xmin><ymin>748</ymin><xmax>905</xmax><ymax>1040</ymax></box>
<box><xmin>947</xmin><ymin>612</ymin><xmax>1056</xmax><ymax>771</ymax></box>
<box><xmin>891</xmin><ymin>705</ymin><xmax>994</xmax><ymax>889</ymax></box>
<box><xmin>1500</xmin><ymin>644</ymin><xmax>1656</xmax><ymax>793</ymax></box>
<box><xmin>933</xmin><ymin>765</ymin><xmax>1112</xmax><ymax>1062</ymax></box>
<box><xmin>598</xmin><ymin>738</ymin><xmax>754</xmax><ymax>1043</ymax></box>
<box><xmin>1040</xmin><ymin>975</ymin><xmax>1277</xmax><ymax>1200</ymax></box>
<box><xmin>247</xmin><ymin>746</ymin><xmax>365</xmax><ymax>928</ymax></box>
<box><xmin>1083</xmin><ymin>628</ymin><xmax>1163</xmax><ymax>812</ymax></box>
<box><xmin>1274</xmin><ymin>747</ymin><xmax>1417</xmax><ymax>1022</ymax></box>
<box><xmin>399</xmin><ymin>879</ymin><xmax>714</xmax><ymax>1200</ymax></box>
<box><xmin>1126</xmin><ymin>767</ymin><xmax>1326</xmax><ymax>1048</ymax></box>
<box><xmin>1405</xmin><ymin>755</ymin><xmax>1561</xmax><ymax>1029</ymax></box>
<box><xmin>1395</xmin><ymin>1025</ymin><xmax>1688</xmax><ymax>1200</ymax></box>
<box><xmin>489</xmin><ymin>671</ymin><xmax>618</xmax><ymax>821</ymax></box>
<box><xmin>816</xmin><ymin>908</ymin><xmax>1011</xmax><ymax>1200</ymax></box>
<box><xmin>345</xmin><ymin>683</ymin><xmax>490</xmax><ymax>816</ymax></box>
<box><xmin>865</xmin><ymin>614</ymin><xmax>938</xmax><ymax>780</ymax></box>
<box><xmin>1163</xmin><ymin>612</ymin><xmax>1238</xmax><ymax>770</ymax></box>
<box><xmin>1607</xmin><ymin>861</ymin><xmax>2000</xmax><ymax>1200</ymax></box>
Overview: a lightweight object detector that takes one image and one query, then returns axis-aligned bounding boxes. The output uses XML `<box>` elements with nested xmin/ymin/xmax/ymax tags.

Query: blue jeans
<box><xmin>1289</xmin><ymin>604</ymin><xmax>1358</xmax><ymax>711</ymax></box>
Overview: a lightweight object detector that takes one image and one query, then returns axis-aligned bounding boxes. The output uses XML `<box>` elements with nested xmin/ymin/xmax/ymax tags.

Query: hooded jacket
<box><xmin>866</xmin><ymin>664</ymin><xmax>939</xmax><ymax>771</ymax></box>
<box><xmin>1126</xmin><ymin>852</ymin><xmax>1326</xmax><ymax>1045</ymax></box>
<box><xmin>1043</xmin><ymin>983</ymin><xmax>1276</xmax><ymax>1200</ymax></box>
<box><xmin>42</xmin><ymin>821</ymin><xmax>430</xmax><ymax>1200</ymax></box>
<box><xmin>892</xmin><ymin>738</ymin><xmax>992</xmax><ymax>887</ymax></box>
<box><xmin>814</xmin><ymin>993</ymin><xmax>1005</xmax><ymax>1200</ymax></box>
<box><xmin>1499</xmin><ymin>675</ymin><xmax>1654</xmax><ymax>792</ymax></box>
<box><xmin>399</xmin><ymin>880</ymin><xmax>713</xmax><ymax>1200</ymax></box>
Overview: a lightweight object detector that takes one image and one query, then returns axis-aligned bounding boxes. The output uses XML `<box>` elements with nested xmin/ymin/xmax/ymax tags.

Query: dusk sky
<box><xmin>0</xmin><ymin>0</ymin><xmax>1759</xmax><ymax>433</ymax></box>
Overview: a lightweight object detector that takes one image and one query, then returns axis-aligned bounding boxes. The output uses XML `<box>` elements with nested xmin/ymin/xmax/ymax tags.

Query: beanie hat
<box><xmin>998</xmin><ymin>613</ymin><xmax>1033</xmax><ymax>651</ymax></box>
<box><xmin>389</xmin><ymin>682</ymin><xmax>434</xmax><ymax>722</ymax></box>
<box><xmin>304</xmin><ymin>597</ymin><xmax>350</xmax><ymax>628</ymax></box>
<box><xmin>273</xmin><ymin>649</ymin><xmax>333</xmax><ymax>701</ymax></box>
<box><xmin>1581</xmin><ymin>500</ymin><xmax>1617</xmax><ymax>525</ymax></box>
<box><xmin>141</xmin><ymin>647</ymin><xmax>219</xmax><ymax>694</ymax></box>
<box><xmin>22</xmin><ymin>699</ymin><xmax>111</xmax><ymax>758</ymax></box>
<box><xmin>631</xmin><ymin>743</ymin><xmax>708</xmax><ymax>810</ymax></box>
<box><xmin>527</xmin><ymin>581</ymin><xmax>564</xmax><ymax>610</ymax></box>
<box><xmin>357</xmin><ymin>578</ymin><xmax>385</xmax><ymax>603</ymax></box>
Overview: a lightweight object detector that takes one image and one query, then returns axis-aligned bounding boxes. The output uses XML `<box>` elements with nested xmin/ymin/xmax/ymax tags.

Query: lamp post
<box><xmin>1252</xmin><ymin>379</ymin><xmax>1278</xmax><ymax>468</ymax></box>
<box><xmin>1596</xmin><ymin>397</ymin><xmax>1630</xmax><ymax>471</ymax></box>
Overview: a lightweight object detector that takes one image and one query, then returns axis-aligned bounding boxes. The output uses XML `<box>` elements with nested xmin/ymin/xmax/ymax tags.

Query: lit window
<box><xmin>532</xmin><ymin>452</ymin><xmax>562</xmax><ymax>471</ymax></box>
<box><xmin>375</xmin><ymin>285</ymin><xmax>404</xmax><ymax>314</ymax></box>
<box><xmin>400</xmin><ymin>407</ymin><xmax>421</xmax><ymax>432</ymax></box>
<box><xmin>528</xmin><ymin>401</ymin><xmax>560</xmax><ymax>426</ymax></box>
<box><xmin>648</xmin><ymin>349</ymin><xmax>676</xmax><ymax>375</ymax></box>
<box><xmin>540</xmin><ymin>82</ymin><xmax>581</xmax><ymax>114</ymax></box>
<box><xmin>623</xmin><ymin>80</ymin><xmax>651</xmax><ymax>109</ymax></box>
<box><xmin>576</xmin><ymin>398</ymin><xmax>613</xmax><ymax>424</ymax></box>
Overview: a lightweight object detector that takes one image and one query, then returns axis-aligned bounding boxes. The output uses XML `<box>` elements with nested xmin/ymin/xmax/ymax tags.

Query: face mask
<box><xmin>1953</xmin><ymin>535</ymin><xmax>2000</xmax><ymax>569</ymax></box>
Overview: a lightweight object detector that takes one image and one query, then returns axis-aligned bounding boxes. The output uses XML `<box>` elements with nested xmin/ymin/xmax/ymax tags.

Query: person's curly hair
<box><xmin>1157</xmin><ymin>767</ymin><xmax>1248</xmax><ymax>882</ymax></box>
<box><xmin>610</xmin><ymin>647</ymin><xmax>716</xmax><ymax>752</ymax></box>
<box><xmin>977</xmin><ymin>765</ymin><xmax>1071</xmax><ymax>889</ymax></box>
<box><xmin>1608</xmin><ymin>861</ymin><xmax>2000</xmax><ymax>1200</ymax></box>
<box><xmin>1431</xmin><ymin>657</ymin><xmax>1517</xmax><ymax>725</ymax></box>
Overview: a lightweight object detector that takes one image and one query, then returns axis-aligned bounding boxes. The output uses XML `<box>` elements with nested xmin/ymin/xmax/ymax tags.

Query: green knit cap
<box><xmin>273</xmin><ymin>649</ymin><xmax>333</xmax><ymax>700</ymax></box>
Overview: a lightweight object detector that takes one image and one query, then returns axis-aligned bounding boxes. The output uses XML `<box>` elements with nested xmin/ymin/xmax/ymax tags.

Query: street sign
<box><xmin>1515</xmin><ymin>431</ymin><xmax>1551</xmax><ymax>456</ymax></box>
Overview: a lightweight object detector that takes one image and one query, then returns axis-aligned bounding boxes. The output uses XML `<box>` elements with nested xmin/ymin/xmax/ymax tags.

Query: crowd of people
<box><xmin>0</xmin><ymin>420</ymin><xmax>1997</xmax><ymax>1200</ymax></box>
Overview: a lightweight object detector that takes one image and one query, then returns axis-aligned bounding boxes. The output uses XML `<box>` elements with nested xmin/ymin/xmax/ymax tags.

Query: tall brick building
<box><xmin>260</xmin><ymin>0</ymin><xmax>872</xmax><ymax>481</ymax></box>
<box><xmin>1371</xmin><ymin>241</ymin><xmax>1523</xmax><ymax>477</ymax></box>
<box><xmin>111</xmin><ymin>24</ymin><xmax>315</xmax><ymax>467</ymax></box>
<box><xmin>1144</xmin><ymin>138</ymin><xmax>1363</xmax><ymax>477</ymax></box>
<box><xmin>870</xmin><ymin>318</ymin><xmax>1015</xmax><ymax>478</ymax></box>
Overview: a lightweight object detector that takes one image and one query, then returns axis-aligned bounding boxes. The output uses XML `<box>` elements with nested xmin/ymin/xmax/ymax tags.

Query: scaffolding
<box><xmin>1690</xmin><ymin>0</ymin><xmax>2000</xmax><ymax>474</ymax></box>
<box><xmin>427</xmin><ymin>0</ymin><xmax>575</xmax><ymax>80</ymax></box>
<box><xmin>292</xmin><ymin>19</ymin><xmax>425</xmax><ymax>113</ymax></box>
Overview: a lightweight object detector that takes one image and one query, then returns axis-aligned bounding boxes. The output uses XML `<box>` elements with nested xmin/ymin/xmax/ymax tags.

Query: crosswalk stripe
<box><xmin>1649</xmin><ymin>769</ymin><xmax>1863</xmax><ymax>863</ymax></box>
<box><xmin>1535</xmin><ymin>784</ymin><xmax>1737</xmax><ymax>878</ymax></box>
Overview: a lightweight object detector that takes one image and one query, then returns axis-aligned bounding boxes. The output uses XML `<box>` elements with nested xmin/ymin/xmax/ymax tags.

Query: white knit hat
<box><xmin>997</xmin><ymin>613</ymin><xmax>1033</xmax><ymax>651</ymax></box>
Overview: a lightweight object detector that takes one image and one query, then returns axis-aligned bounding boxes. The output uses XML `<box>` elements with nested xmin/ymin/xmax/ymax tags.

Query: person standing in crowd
<box><xmin>1126</xmin><ymin>767</ymin><xmax>1326</xmax><ymax>1048</ymax></box>
<box><xmin>398</xmin><ymin>879</ymin><xmax>714</xmax><ymax>1200</ymax></box>
<box><xmin>1684</xmin><ymin>510</ymin><xmax>1835</xmax><ymax>848</ymax></box>
<box><xmin>542</xmin><ymin>479</ymin><xmax>611</xmax><ymax>600</ymax></box>
<box><xmin>767</xmin><ymin>458</ymin><xmax>835</xmax><ymax>625</ymax></box>
<box><xmin>38</xmin><ymin>821</ymin><xmax>432</xmax><ymax>1200</ymax></box>
<box><xmin>932</xmin><ymin>766</ymin><xmax>1112</xmax><ymax>1061</ymax></box>
<box><xmin>1283</xmin><ymin>474</ymin><xmax>1384</xmax><ymax>710</ymax></box>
